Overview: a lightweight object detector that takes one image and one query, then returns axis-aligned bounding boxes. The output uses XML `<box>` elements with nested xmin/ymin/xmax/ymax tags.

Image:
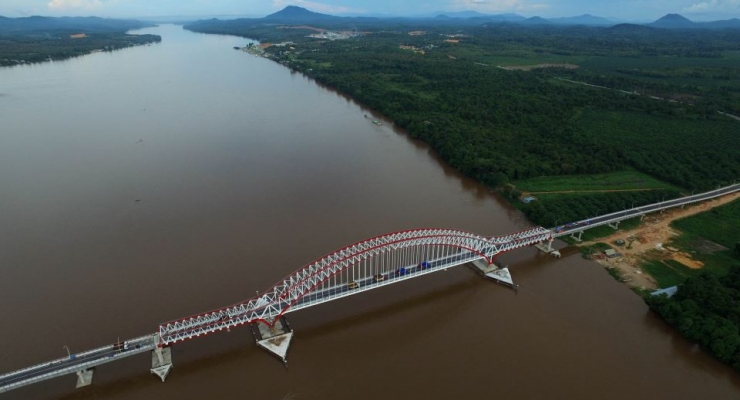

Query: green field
<box><xmin>641</xmin><ymin>259</ymin><xmax>699</xmax><ymax>288</ymax></box>
<box><xmin>514</xmin><ymin>170</ymin><xmax>679</xmax><ymax>193</ymax></box>
<box><xmin>672</xmin><ymin>199</ymin><xmax>740</xmax><ymax>249</ymax></box>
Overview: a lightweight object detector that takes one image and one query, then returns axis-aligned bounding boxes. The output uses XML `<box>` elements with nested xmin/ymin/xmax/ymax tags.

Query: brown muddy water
<box><xmin>0</xmin><ymin>24</ymin><xmax>738</xmax><ymax>400</ymax></box>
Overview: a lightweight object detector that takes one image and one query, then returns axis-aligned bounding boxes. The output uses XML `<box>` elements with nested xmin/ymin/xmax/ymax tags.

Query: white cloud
<box><xmin>451</xmin><ymin>0</ymin><xmax>549</xmax><ymax>12</ymax></box>
<box><xmin>684</xmin><ymin>0</ymin><xmax>740</xmax><ymax>14</ymax></box>
<box><xmin>272</xmin><ymin>0</ymin><xmax>365</xmax><ymax>14</ymax></box>
<box><xmin>48</xmin><ymin>0</ymin><xmax>104</xmax><ymax>11</ymax></box>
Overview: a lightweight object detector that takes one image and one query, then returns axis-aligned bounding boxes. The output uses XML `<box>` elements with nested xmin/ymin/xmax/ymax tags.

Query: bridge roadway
<box><xmin>0</xmin><ymin>246</ymin><xmax>487</xmax><ymax>394</ymax></box>
<box><xmin>0</xmin><ymin>335</ymin><xmax>156</xmax><ymax>393</ymax></box>
<box><xmin>552</xmin><ymin>183</ymin><xmax>740</xmax><ymax>238</ymax></box>
<box><xmin>1</xmin><ymin>183</ymin><xmax>738</xmax><ymax>394</ymax></box>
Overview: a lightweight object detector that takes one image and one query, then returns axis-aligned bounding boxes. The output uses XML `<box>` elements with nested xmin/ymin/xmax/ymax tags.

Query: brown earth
<box><xmin>580</xmin><ymin>192</ymin><xmax>740</xmax><ymax>290</ymax></box>
<box><xmin>70</xmin><ymin>33</ymin><xmax>87</xmax><ymax>39</ymax></box>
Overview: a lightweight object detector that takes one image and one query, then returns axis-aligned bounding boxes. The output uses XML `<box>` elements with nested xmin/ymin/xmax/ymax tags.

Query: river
<box><xmin>0</xmin><ymin>24</ymin><xmax>738</xmax><ymax>400</ymax></box>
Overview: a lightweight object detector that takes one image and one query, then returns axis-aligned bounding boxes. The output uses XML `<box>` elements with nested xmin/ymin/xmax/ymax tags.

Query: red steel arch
<box><xmin>158</xmin><ymin>227</ymin><xmax>551</xmax><ymax>346</ymax></box>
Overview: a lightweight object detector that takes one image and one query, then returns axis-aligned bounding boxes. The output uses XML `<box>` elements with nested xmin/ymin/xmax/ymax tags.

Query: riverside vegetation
<box><xmin>186</xmin><ymin>13</ymin><xmax>740</xmax><ymax>227</ymax></box>
<box><xmin>0</xmin><ymin>16</ymin><xmax>160</xmax><ymax>66</ymax></box>
<box><xmin>647</xmin><ymin>199</ymin><xmax>740</xmax><ymax>372</ymax></box>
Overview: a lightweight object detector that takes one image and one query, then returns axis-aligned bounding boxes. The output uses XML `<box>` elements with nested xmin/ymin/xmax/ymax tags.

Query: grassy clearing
<box><xmin>672</xmin><ymin>199</ymin><xmax>740</xmax><ymax>249</ymax></box>
<box><xmin>641</xmin><ymin>259</ymin><xmax>698</xmax><ymax>288</ymax></box>
<box><xmin>514</xmin><ymin>170</ymin><xmax>678</xmax><ymax>193</ymax></box>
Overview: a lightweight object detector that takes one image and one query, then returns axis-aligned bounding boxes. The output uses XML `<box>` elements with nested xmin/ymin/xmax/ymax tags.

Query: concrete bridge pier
<box><xmin>75</xmin><ymin>369</ymin><xmax>94</xmax><ymax>388</ymax></box>
<box><xmin>570</xmin><ymin>231</ymin><xmax>583</xmax><ymax>242</ymax></box>
<box><xmin>533</xmin><ymin>239</ymin><xmax>561</xmax><ymax>258</ymax></box>
<box><xmin>150</xmin><ymin>346</ymin><xmax>173</xmax><ymax>382</ymax></box>
<box><xmin>608</xmin><ymin>221</ymin><xmax>620</xmax><ymax>229</ymax></box>
<box><xmin>250</xmin><ymin>317</ymin><xmax>293</xmax><ymax>365</ymax></box>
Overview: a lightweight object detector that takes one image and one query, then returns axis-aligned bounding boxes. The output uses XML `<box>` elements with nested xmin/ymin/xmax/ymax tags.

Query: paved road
<box><xmin>0</xmin><ymin>335</ymin><xmax>156</xmax><ymax>393</ymax></box>
<box><xmin>553</xmin><ymin>183</ymin><xmax>740</xmax><ymax>237</ymax></box>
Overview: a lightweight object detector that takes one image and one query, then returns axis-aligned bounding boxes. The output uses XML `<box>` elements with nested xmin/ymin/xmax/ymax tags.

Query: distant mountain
<box><xmin>263</xmin><ymin>5</ymin><xmax>335</xmax><ymax>22</ymax></box>
<box><xmin>650</xmin><ymin>13</ymin><xmax>694</xmax><ymax>28</ymax></box>
<box><xmin>436</xmin><ymin>10</ymin><xmax>488</xmax><ymax>18</ymax></box>
<box><xmin>702</xmin><ymin>18</ymin><xmax>740</xmax><ymax>29</ymax></box>
<box><xmin>549</xmin><ymin>14</ymin><xmax>613</xmax><ymax>26</ymax></box>
<box><xmin>521</xmin><ymin>16</ymin><xmax>551</xmax><ymax>25</ymax></box>
<box><xmin>647</xmin><ymin>13</ymin><xmax>740</xmax><ymax>29</ymax></box>
<box><xmin>0</xmin><ymin>16</ymin><xmax>152</xmax><ymax>33</ymax></box>
<box><xmin>480</xmin><ymin>13</ymin><xmax>526</xmax><ymax>22</ymax></box>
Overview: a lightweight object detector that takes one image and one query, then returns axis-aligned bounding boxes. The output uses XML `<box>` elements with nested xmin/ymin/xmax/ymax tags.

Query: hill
<box><xmin>650</xmin><ymin>13</ymin><xmax>694</xmax><ymax>29</ymax></box>
<box><xmin>549</xmin><ymin>14</ymin><xmax>613</xmax><ymax>26</ymax></box>
<box><xmin>648</xmin><ymin>14</ymin><xmax>740</xmax><ymax>29</ymax></box>
<box><xmin>263</xmin><ymin>5</ymin><xmax>336</xmax><ymax>22</ymax></box>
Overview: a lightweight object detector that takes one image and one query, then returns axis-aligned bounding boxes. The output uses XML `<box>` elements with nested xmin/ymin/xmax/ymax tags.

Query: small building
<box><xmin>522</xmin><ymin>196</ymin><xmax>538</xmax><ymax>204</ymax></box>
<box><xmin>650</xmin><ymin>286</ymin><xmax>678</xmax><ymax>298</ymax></box>
<box><xmin>604</xmin><ymin>249</ymin><xmax>621</xmax><ymax>258</ymax></box>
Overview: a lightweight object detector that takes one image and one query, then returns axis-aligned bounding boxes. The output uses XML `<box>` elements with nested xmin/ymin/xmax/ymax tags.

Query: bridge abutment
<box><xmin>150</xmin><ymin>346</ymin><xmax>173</xmax><ymax>382</ymax></box>
<box><xmin>250</xmin><ymin>317</ymin><xmax>293</xmax><ymax>365</ymax></box>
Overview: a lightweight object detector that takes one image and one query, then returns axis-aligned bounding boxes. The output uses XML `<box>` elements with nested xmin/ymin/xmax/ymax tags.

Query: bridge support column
<box><xmin>250</xmin><ymin>317</ymin><xmax>293</xmax><ymax>365</ymax></box>
<box><xmin>640</xmin><ymin>214</ymin><xmax>645</xmax><ymax>221</ymax></box>
<box><xmin>75</xmin><ymin>369</ymin><xmax>94</xmax><ymax>389</ymax></box>
<box><xmin>570</xmin><ymin>231</ymin><xmax>583</xmax><ymax>242</ymax></box>
<box><xmin>150</xmin><ymin>347</ymin><xmax>173</xmax><ymax>382</ymax></box>
<box><xmin>608</xmin><ymin>221</ymin><xmax>620</xmax><ymax>230</ymax></box>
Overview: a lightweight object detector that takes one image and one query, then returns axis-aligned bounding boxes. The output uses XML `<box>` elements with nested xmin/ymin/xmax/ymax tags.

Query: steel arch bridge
<box><xmin>158</xmin><ymin>226</ymin><xmax>552</xmax><ymax>346</ymax></box>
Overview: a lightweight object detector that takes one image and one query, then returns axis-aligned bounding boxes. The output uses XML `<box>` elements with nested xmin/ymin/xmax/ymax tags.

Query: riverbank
<box><xmin>580</xmin><ymin>191</ymin><xmax>740</xmax><ymax>290</ymax></box>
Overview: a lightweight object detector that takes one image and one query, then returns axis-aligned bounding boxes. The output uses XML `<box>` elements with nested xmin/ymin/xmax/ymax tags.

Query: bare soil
<box><xmin>580</xmin><ymin>192</ymin><xmax>740</xmax><ymax>290</ymax></box>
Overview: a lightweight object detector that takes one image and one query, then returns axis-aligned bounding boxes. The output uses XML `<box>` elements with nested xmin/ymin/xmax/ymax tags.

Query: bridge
<box><xmin>1</xmin><ymin>183</ymin><xmax>738</xmax><ymax>394</ymax></box>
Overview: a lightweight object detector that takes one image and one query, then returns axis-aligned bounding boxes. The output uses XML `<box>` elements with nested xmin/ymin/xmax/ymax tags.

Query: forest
<box><xmin>0</xmin><ymin>16</ymin><xmax>160</xmax><ymax>66</ymax></box>
<box><xmin>185</xmin><ymin>17</ymin><xmax>740</xmax><ymax>225</ymax></box>
<box><xmin>647</xmin><ymin>268</ymin><xmax>740</xmax><ymax>372</ymax></box>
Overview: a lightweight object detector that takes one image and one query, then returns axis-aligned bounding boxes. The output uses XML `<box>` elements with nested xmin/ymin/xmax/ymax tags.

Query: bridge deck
<box><xmin>1</xmin><ymin>184</ymin><xmax>738</xmax><ymax>394</ymax></box>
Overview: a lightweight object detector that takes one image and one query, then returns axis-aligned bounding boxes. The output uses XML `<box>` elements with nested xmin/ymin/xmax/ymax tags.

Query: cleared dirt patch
<box><xmin>580</xmin><ymin>191</ymin><xmax>740</xmax><ymax>289</ymax></box>
<box><xmin>70</xmin><ymin>33</ymin><xmax>87</xmax><ymax>39</ymax></box>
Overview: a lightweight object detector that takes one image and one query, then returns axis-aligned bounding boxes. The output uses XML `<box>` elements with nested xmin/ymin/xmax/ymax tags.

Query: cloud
<box><xmin>48</xmin><ymin>0</ymin><xmax>104</xmax><ymax>11</ymax></box>
<box><xmin>272</xmin><ymin>0</ymin><xmax>365</xmax><ymax>14</ymax></box>
<box><xmin>450</xmin><ymin>0</ymin><xmax>549</xmax><ymax>12</ymax></box>
<box><xmin>684</xmin><ymin>0</ymin><xmax>740</xmax><ymax>14</ymax></box>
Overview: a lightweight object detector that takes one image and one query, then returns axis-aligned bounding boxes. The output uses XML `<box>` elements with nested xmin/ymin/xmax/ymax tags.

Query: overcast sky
<box><xmin>1</xmin><ymin>0</ymin><xmax>739</xmax><ymax>21</ymax></box>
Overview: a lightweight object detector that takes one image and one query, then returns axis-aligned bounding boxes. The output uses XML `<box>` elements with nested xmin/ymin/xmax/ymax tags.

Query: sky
<box><xmin>1</xmin><ymin>0</ymin><xmax>739</xmax><ymax>22</ymax></box>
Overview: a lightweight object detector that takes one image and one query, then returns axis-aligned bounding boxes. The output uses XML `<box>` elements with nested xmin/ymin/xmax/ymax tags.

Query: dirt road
<box><xmin>580</xmin><ymin>192</ymin><xmax>740</xmax><ymax>289</ymax></box>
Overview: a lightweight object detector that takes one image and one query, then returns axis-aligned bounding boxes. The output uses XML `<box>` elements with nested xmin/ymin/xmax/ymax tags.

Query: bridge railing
<box><xmin>551</xmin><ymin>183</ymin><xmax>740</xmax><ymax>237</ymax></box>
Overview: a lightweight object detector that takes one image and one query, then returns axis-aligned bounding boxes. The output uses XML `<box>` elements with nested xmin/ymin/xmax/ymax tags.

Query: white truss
<box><xmin>158</xmin><ymin>227</ymin><xmax>552</xmax><ymax>346</ymax></box>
